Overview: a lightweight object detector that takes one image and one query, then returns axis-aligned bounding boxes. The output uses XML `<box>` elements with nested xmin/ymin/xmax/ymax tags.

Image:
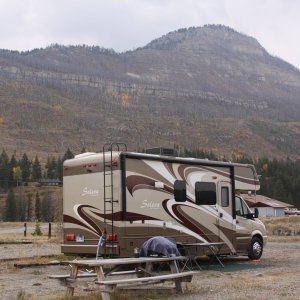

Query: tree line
<box><xmin>0</xmin><ymin>148</ymin><xmax>74</xmax><ymax>222</ymax></box>
<box><xmin>1</xmin><ymin>147</ymin><xmax>300</xmax><ymax>222</ymax></box>
<box><xmin>0</xmin><ymin>148</ymin><xmax>74</xmax><ymax>190</ymax></box>
<box><xmin>3</xmin><ymin>189</ymin><xmax>60</xmax><ymax>223</ymax></box>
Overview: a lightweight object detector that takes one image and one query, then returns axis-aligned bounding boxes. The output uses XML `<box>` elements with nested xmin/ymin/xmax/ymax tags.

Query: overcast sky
<box><xmin>0</xmin><ymin>0</ymin><xmax>299</xmax><ymax>69</ymax></box>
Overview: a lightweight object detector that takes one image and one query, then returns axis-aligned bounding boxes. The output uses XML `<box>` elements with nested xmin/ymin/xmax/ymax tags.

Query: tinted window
<box><xmin>235</xmin><ymin>196</ymin><xmax>243</xmax><ymax>216</ymax></box>
<box><xmin>241</xmin><ymin>199</ymin><xmax>251</xmax><ymax>215</ymax></box>
<box><xmin>235</xmin><ymin>196</ymin><xmax>251</xmax><ymax>217</ymax></box>
<box><xmin>221</xmin><ymin>187</ymin><xmax>229</xmax><ymax>207</ymax></box>
<box><xmin>195</xmin><ymin>182</ymin><xmax>216</xmax><ymax>205</ymax></box>
<box><xmin>174</xmin><ymin>180</ymin><xmax>186</xmax><ymax>202</ymax></box>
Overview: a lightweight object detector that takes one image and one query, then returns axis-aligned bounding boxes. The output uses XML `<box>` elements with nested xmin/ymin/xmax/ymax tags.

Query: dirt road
<box><xmin>0</xmin><ymin>242</ymin><xmax>299</xmax><ymax>300</ymax></box>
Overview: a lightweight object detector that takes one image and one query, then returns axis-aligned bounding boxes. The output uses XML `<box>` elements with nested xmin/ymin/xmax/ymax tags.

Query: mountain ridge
<box><xmin>0</xmin><ymin>25</ymin><xmax>300</xmax><ymax>159</ymax></box>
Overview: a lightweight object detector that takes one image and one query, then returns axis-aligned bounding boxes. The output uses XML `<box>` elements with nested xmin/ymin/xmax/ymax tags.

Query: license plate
<box><xmin>75</xmin><ymin>234</ymin><xmax>85</xmax><ymax>242</ymax></box>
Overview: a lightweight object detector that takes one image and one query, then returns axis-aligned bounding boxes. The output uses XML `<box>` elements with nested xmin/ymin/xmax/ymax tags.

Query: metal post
<box><xmin>48</xmin><ymin>223</ymin><xmax>51</xmax><ymax>239</ymax></box>
<box><xmin>24</xmin><ymin>222</ymin><xmax>27</xmax><ymax>237</ymax></box>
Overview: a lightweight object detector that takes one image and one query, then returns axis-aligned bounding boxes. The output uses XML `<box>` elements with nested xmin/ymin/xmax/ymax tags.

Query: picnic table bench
<box><xmin>49</xmin><ymin>256</ymin><xmax>198</xmax><ymax>300</ymax></box>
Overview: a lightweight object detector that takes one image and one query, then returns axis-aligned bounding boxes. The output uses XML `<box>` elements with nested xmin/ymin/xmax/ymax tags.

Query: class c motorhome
<box><xmin>62</xmin><ymin>144</ymin><xmax>267</xmax><ymax>260</ymax></box>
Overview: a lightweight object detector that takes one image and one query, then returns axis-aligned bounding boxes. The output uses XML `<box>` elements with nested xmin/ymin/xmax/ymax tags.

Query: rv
<box><xmin>62</xmin><ymin>144</ymin><xmax>267</xmax><ymax>260</ymax></box>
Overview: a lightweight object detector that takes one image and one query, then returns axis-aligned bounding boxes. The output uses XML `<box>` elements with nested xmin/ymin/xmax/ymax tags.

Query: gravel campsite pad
<box><xmin>0</xmin><ymin>241</ymin><xmax>299</xmax><ymax>299</ymax></box>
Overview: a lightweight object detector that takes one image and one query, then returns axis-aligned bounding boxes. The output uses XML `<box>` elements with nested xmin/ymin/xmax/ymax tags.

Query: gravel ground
<box><xmin>176</xmin><ymin>242</ymin><xmax>300</xmax><ymax>300</ymax></box>
<box><xmin>0</xmin><ymin>242</ymin><xmax>61</xmax><ymax>260</ymax></box>
<box><xmin>0</xmin><ymin>241</ymin><xmax>299</xmax><ymax>300</ymax></box>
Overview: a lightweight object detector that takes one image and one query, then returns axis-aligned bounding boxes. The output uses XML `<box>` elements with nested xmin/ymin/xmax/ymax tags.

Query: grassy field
<box><xmin>262</xmin><ymin>215</ymin><xmax>300</xmax><ymax>242</ymax></box>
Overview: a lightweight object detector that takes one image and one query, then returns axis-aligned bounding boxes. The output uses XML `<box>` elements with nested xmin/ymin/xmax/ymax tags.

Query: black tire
<box><xmin>248</xmin><ymin>236</ymin><xmax>263</xmax><ymax>260</ymax></box>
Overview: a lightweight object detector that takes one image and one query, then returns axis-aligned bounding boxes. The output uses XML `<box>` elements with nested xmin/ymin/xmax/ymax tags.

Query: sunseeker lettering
<box><xmin>141</xmin><ymin>200</ymin><xmax>160</xmax><ymax>209</ymax></box>
<box><xmin>82</xmin><ymin>187</ymin><xmax>99</xmax><ymax>197</ymax></box>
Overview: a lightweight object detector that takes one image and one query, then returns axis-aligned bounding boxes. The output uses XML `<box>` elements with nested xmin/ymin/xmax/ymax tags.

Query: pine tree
<box><xmin>56</xmin><ymin>157</ymin><xmax>63</xmax><ymax>181</ymax></box>
<box><xmin>45</xmin><ymin>156</ymin><xmax>58</xmax><ymax>179</ymax></box>
<box><xmin>35</xmin><ymin>191</ymin><xmax>41</xmax><ymax>221</ymax></box>
<box><xmin>4</xmin><ymin>189</ymin><xmax>16</xmax><ymax>221</ymax></box>
<box><xmin>20</xmin><ymin>153</ymin><xmax>31</xmax><ymax>182</ymax></box>
<box><xmin>0</xmin><ymin>150</ymin><xmax>10</xmax><ymax>190</ymax></box>
<box><xmin>62</xmin><ymin>148</ymin><xmax>74</xmax><ymax>162</ymax></box>
<box><xmin>27</xmin><ymin>193</ymin><xmax>33</xmax><ymax>221</ymax></box>
<box><xmin>32</xmin><ymin>155</ymin><xmax>42</xmax><ymax>181</ymax></box>
<box><xmin>41</xmin><ymin>191</ymin><xmax>53</xmax><ymax>222</ymax></box>
<box><xmin>16</xmin><ymin>187</ymin><xmax>27</xmax><ymax>222</ymax></box>
<box><xmin>45</xmin><ymin>156</ymin><xmax>51</xmax><ymax>178</ymax></box>
<box><xmin>32</xmin><ymin>221</ymin><xmax>43</xmax><ymax>236</ymax></box>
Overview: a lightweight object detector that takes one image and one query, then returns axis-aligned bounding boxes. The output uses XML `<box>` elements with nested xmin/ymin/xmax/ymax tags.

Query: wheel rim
<box><xmin>253</xmin><ymin>241</ymin><xmax>262</xmax><ymax>257</ymax></box>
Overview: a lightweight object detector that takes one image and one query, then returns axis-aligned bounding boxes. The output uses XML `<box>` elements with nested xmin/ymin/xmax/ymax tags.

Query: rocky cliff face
<box><xmin>0</xmin><ymin>25</ymin><xmax>300</xmax><ymax>158</ymax></box>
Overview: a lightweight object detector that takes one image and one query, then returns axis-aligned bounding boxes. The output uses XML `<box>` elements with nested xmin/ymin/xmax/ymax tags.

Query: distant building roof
<box><xmin>39</xmin><ymin>178</ymin><xmax>62</xmax><ymax>186</ymax></box>
<box><xmin>241</xmin><ymin>194</ymin><xmax>294</xmax><ymax>208</ymax></box>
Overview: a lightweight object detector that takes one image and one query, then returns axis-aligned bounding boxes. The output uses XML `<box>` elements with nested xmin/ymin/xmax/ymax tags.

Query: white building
<box><xmin>241</xmin><ymin>194</ymin><xmax>294</xmax><ymax>217</ymax></box>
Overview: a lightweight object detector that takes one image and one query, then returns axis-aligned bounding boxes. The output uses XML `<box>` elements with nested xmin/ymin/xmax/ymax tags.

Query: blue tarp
<box><xmin>139</xmin><ymin>236</ymin><xmax>181</xmax><ymax>257</ymax></box>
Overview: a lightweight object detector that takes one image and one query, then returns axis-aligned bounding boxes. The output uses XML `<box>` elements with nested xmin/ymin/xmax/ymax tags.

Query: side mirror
<box><xmin>246</xmin><ymin>211</ymin><xmax>257</xmax><ymax>219</ymax></box>
<box><xmin>254</xmin><ymin>208</ymin><xmax>259</xmax><ymax>218</ymax></box>
<box><xmin>246</xmin><ymin>213</ymin><xmax>253</xmax><ymax>219</ymax></box>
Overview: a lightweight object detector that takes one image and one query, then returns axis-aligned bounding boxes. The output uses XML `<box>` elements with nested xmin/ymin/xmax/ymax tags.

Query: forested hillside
<box><xmin>1</xmin><ymin>25</ymin><xmax>300</xmax><ymax>158</ymax></box>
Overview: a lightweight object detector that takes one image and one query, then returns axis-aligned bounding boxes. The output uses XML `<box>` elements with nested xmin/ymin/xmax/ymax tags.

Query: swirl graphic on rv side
<box><xmin>63</xmin><ymin>204</ymin><xmax>103</xmax><ymax>236</ymax></box>
<box><xmin>126</xmin><ymin>173</ymin><xmax>215</xmax><ymax>242</ymax></box>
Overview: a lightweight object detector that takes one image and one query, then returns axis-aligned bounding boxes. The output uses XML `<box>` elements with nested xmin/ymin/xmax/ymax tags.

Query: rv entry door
<box><xmin>217</xmin><ymin>181</ymin><xmax>235</xmax><ymax>246</ymax></box>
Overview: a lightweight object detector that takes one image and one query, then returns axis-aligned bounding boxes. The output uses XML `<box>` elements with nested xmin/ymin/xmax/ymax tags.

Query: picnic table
<box><xmin>49</xmin><ymin>256</ymin><xmax>197</xmax><ymax>300</ymax></box>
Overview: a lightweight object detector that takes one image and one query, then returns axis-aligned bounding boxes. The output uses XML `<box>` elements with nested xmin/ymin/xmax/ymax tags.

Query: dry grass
<box><xmin>0</xmin><ymin>222</ymin><xmax>63</xmax><ymax>243</ymax></box>
<box><xmin>262</xmin><ymin>215</ymin><xmax>300</xmax><ymax>225</ymax></box>
<box><xmin>262</xmin><ymin>216</ymin><xmax>300</xmax><ymax>238</ymax></box>
<box><xmin>267</xmin><ymin>235</ymin><xmax>300</xmax><ymax>242</ymax></box>
<box><xmin>215</xmin><ymin>270</ymin><xmax>300</xmax><ymax>298</ymax></box>
<box><xmin>0</xmin><ymin>222</ymin><xmax>31</xmax><ymax>229</ymax></box>
<box><xmin>0</xmin><ymin>235</ymin><xmax>62</xmax><ymax>245</ymax></box>
<box><xmin>219</xmin><ymin>272</ymin><xmax>283</xmax><ymax>290</ymax></box>
<box><xmin>55</xmin><ymin>288</ymin><xmax>174</xmax><ymax>300</ymax></box>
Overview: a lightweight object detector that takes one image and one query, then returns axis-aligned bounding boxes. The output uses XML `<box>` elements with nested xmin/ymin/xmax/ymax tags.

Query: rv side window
<box><xmin>235</xmin><ymin>196</ymin><xmax>251</xmax><ymax>217</ymax></box>
<box><xmin>221</xmin><ymin>187</ymin><xmax>229</xmax><ymax>207</ymax></box>
<box><xmin>195</xmin><ymin>182</ymin><xmax>216</xmax><ymax>205</ymax></box>
<box><xmin>174</xmin><ymin>180</ymin><xmax>186</xmax><ymax>202</ymax></box>
<box><xmin>235</xmin><ymin>196</ymin><xmax>243</xmax><ymax>216</ymax></box>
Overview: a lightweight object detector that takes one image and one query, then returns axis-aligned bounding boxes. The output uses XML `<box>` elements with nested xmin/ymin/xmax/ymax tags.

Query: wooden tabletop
<box><xmin>63</xmin><ymin>256</ymin><xmax>187</xmax><ymax>267</ymax></box>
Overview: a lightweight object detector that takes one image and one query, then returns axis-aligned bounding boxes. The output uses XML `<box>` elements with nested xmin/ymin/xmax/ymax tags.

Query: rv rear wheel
<box><xmin>248</xmin><ymin>237</ymin><xmax>263</xmax><ymax>260</ymax></box>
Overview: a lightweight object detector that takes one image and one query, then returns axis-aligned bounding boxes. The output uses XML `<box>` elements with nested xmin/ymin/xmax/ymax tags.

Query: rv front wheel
<box><xmin>248</xmin><ymin>237</ymin><xmax>263</xmax><ymax>260</ymax></box>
